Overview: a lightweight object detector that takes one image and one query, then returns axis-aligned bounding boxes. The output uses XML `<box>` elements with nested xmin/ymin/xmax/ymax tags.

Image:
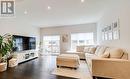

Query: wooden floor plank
<box><xmin>0</xmin><ymin>56</ymin><xmax>77</xmax><ymax>79</ymax></box>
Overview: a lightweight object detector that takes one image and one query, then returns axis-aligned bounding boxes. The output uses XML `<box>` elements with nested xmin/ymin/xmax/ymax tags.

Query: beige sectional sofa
<box><xmin>66</xmin><ymin>45</ymin><xmax>129</xmax><ymax>78</ymax></box>
<box><xmin>84</xmin><ymin>45</ymin><xmax>128</xmax><ymax>79</ymax></box>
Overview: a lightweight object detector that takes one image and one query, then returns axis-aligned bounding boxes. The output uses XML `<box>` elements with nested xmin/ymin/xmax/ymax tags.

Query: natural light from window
<box><xmin>71</xmin><ymin>33</ymin><xmax>94</xmax><ymax>50</ymax></box>
<box><xmin>43</xmin><ymin>35</ymin><xmax>60</xmax><ymax>54</ymax></box>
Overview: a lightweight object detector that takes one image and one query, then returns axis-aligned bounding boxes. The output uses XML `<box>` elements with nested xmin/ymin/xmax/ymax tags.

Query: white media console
<box><xmin>14</xmin><ymin>50</ymin><xmax>38</xmax><ymax>64</ymax></box>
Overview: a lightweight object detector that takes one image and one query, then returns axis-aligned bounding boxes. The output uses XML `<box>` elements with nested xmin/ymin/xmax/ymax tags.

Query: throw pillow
<box><xmin>76</xmin><ymin>46</ymin><xmax>85</xmax><ymax>52</ymax></box>
<box><xmin>109</xmin><ymin>48</ymin><xmax>124</xmax><ymax>59</ymax></box>
<box><xmin>100</xmin><ymin>48</ymin><xmax>110</xmax><ymax>58</ymax></box>
<box><xmin>88</xmin><ymin>47</ymin><xmax>97</xmax><ymax>54</ymax></box>
<box><xmin>84</xmin><ymin>47</ymin><xmax>90</xmax><ymax>53</ymax></box>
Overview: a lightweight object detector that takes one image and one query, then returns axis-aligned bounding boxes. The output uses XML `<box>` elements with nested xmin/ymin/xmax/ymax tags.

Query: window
<box><xmin>71</xmin><ymin>33</ymin><xmax>94</xmax><ymax>50</ymax></box>
<box><xmin>43</xmin><ymin>35</ymin><xmax>60</xmax><ymax>53</ymax></box>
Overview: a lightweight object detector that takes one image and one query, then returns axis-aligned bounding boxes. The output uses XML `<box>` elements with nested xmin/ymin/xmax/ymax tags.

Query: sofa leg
<box><xmin>93</xmin><ymin>76</ymin><xmax>97</xmax><ymax>79</ymax></box>
<box><xmin>74</xmin><ymin>68</ymin><xmax>77</xmax><ymax>70</ymax></box>
<box><xmin>57</xmin><ymin>65</ymin><xmax>59</xmax><ymax>68</ymax></box>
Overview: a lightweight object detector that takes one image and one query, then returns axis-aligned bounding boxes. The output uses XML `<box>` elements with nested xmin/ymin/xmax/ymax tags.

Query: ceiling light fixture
<box><xmin>47</xmin><ymin>6</ymin><xmax>51</xmax><ymax>10</ymax></box>
<box><xmin>24</xmin><ymin>10</ymin><xmax>28</xmax><ymax>14</ymax></box>
<box><xmin>81</xmin><ymin>0</ymin><xmax>85</xmax><ymax>3</ymax></box>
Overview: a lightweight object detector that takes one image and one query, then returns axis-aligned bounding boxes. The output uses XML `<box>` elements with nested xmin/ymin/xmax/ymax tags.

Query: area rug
<box><xmin>52</xmin><ymin>61</ymin><xmax>92</xmax><ymax>79</ymax></box>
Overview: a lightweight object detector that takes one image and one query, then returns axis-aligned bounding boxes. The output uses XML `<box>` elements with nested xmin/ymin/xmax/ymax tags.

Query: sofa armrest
<box><xmin>92</xmin><ymin>58</ymin><xmax>130</xmax><ymax>79</ymax></box>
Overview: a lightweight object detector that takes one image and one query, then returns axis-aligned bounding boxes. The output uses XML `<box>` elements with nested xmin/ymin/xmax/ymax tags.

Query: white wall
<box><xmin>97</xmin><ymin>0</ymin><xmax>130</xmax><ymax>58</ymax></box>
<box><xmin>40</xmin><ymin>23</ymin><xmax>97</xmax><ymax>53</ymax></box>
<box><xmin>0</xmin><ymin>20</ymin><xmax>40</xmax><ymax>49</ymax></box>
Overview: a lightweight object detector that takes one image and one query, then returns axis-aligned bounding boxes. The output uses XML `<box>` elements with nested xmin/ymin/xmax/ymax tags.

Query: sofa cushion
<box><xmin>100</xmin><ymin>48</ymin><xmax>110</xmax><ymax>58</ymax></box>
<box><xmin>84</xmin><ymin>47</ymin><xmax>90</xmax><ymax>53</ymax></box>
<box><xmin>109</xmin><ymin>48</ymin><xmax>124</xmax><ymax>59</ymax></box>
<box><xmin>95</xmin><ymin>46</ymin><xmax>107</xmax><ymax>56</ymax></box>
<box><xmin>76</xmin><ymin>46</ymin><xmax>85</xmax><ymax>52</ymax></box>
<box><xmin>88</xmin><ymin>47</ymin><xmax>97</xmax><ymax>54</ymax></box>
<box><xmin>95</xmin><ymin>46</ymin><xmax>101</xmax><ymax>55</ymax></box>
<box><xmin>85</xmin><ymin>53</ymin><xmax>98</xmax><ymax>59</ymax></box>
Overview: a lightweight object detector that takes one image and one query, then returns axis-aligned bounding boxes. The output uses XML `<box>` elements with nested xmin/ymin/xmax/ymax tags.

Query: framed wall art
<box><xmin>113</xmin><ymin>29</ymin><xmax>120</xmax><ymax>40</ymax></box>
<box><xmin>107</xmin><ymin>25</ymin><xmax>113</xmax><ymax>40</ymax></box>
<box><xmin>104</xmin><ymin>27</ymin><xmax>108</xmax><ymax>40</ymax></box>
<box><xmin>101</xmin><ymin>29</ymin><xmax>105</xmax><ymax>41</ymax></box>
<box><xmin>62</xmin><ymin>34</ymin><xmax>68</xmax><ymax>42</ymax></box>
<box><xmin>112</xmin><ymin>19</ymin><xmax>120</xmax><ymax>40</ymax></box>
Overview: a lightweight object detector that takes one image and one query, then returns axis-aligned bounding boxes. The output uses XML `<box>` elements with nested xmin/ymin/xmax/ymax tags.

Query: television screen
<box><xmin>13</xmin><ymin>35</ymin><xmax>36</xmax><ymax>52</ymax></box>
<box><xmin>29</xmin><ymin>37</ymin><xmax>36</xmax><ymax>50</ymax></box>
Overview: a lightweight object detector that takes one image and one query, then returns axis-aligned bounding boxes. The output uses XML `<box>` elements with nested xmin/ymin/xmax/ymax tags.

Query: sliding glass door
<box><xmin>43</xmin><ymin>35</ymin><xmax>60</xmax><ymax>54</ymax></box>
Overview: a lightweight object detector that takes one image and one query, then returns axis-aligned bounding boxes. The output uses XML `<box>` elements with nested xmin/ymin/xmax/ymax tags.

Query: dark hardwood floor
<box><xmin>0</xmin><ymin>56</ymin><xmax>77</xmax><ymax>79</ymax></box>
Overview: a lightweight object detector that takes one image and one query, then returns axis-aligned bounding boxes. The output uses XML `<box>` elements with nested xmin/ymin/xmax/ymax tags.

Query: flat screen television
<box><xmin>13</xmin><ymin>35</ymin><xmax>36</xmax><ymax>52</ymax></box>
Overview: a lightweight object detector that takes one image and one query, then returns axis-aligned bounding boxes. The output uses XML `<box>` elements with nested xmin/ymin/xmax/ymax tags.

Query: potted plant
<box><xmin>0</xmin><ymin>34</ymin><xmax>13</xmax><ymax>72</ymax></box>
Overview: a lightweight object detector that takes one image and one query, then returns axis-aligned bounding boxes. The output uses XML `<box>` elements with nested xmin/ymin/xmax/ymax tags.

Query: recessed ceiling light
<box><xmin>24</xmin><ymin>10</ymin><xmax>28</xmax><ymax>14</ymax></box>
<box><xmin>81</xmin><ymin>0</ymin><xmax>85</xmax><ymax>3</ymax></box>
<box><xmin>47</xmin><ymin>6</ymin><xmax>51</xmax><ymax>10</ymax></box>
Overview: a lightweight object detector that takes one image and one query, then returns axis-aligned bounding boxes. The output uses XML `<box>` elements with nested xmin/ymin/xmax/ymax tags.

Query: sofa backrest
<box><xmin>76</xmin><ymin>45</ymin><xmax>96</xmax><ymax>53</ymax></box>
<box><xmin>109</xmin><ymin>48</ymin><xmax>124</xmax><ymax>59</ymax></box>
<box><xmin>100</xmin><ymin>47</ymin><xmax>128</xmax><ymax>60</ymax></box>
<box><xmin>77</xmin><ymin>45</ymin><xmax>128</xmax><ymax>60</ymax></box>
<box><xmin>108</xmin><ymin>48</ymin><xmax>128</xmax><ymax>60</ymax></box>
<box><xmin>76</xmin><ymin>46</ymin><xmax>86</xmax><ymax>52</ymax></box>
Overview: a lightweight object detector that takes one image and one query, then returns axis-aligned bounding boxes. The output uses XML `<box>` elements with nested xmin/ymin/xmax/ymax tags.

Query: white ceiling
<box><xmin>1</xmin><ymin>0</ymin><xmax>117</xmax><ymax>27</ymax></box>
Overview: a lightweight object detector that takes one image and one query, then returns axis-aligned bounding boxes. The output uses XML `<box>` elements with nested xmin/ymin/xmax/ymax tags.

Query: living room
<box><xmin>0</xmin><ymin>0</ymin><xmax>130</xmax><ymax>79</ymax></box>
